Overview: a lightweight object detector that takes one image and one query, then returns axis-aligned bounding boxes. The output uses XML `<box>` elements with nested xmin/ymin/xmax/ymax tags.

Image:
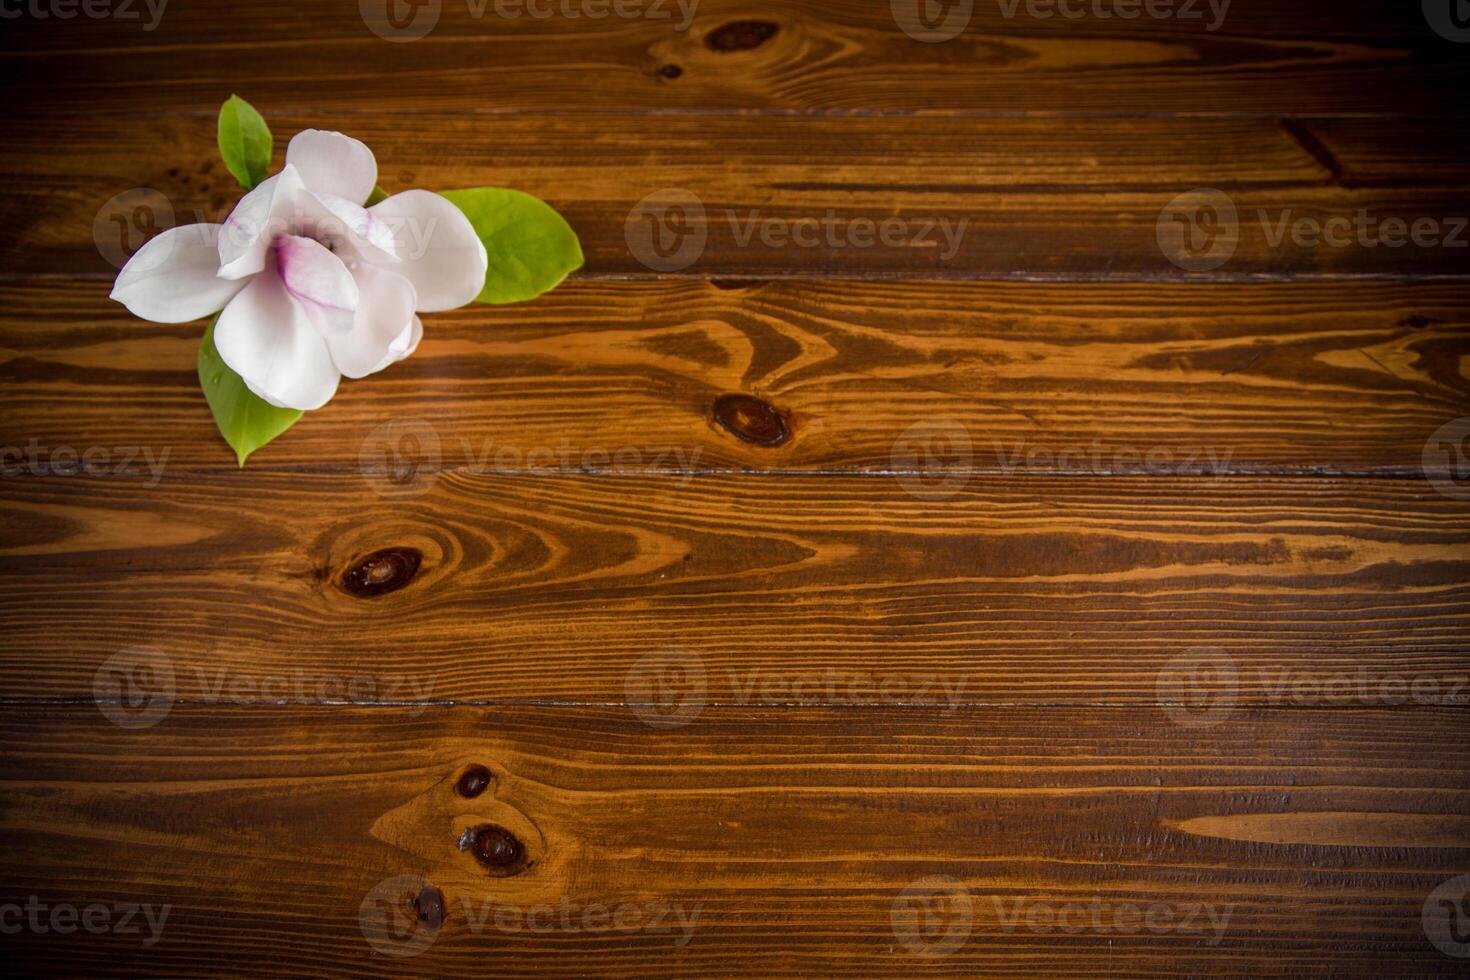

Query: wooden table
<box><xmin>2</xmin><ymin>1</ymin><xmax>1469</xmax><ymax>975</ymax></box>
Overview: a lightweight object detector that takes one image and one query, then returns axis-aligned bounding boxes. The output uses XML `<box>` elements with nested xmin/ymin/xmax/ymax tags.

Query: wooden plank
<box><xmin>1</xmin><ymin>472</ymin><xmax>1467</xmax><ymax>704</ymax></box>
<box><xmin>6</xmin><ymin>114</ymin><xmax>1470</xmax><ymax>279</ymax></box>
<box><xmin>1</xmin><ymin>0</ymin><xmax>1466</xmax><ymax>116</ymax></box>
<box><xmin>1</xmin><ymin>278</ymin><xmax>1466</xmax><ymax>474</ymax></box>
<box><xmin>2</xmin><ymin>704</ymin><xmax>1468</xmax><ymax>976</ymax></box>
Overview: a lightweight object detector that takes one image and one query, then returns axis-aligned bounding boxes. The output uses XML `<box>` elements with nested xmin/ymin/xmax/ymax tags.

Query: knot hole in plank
<box><xmin>713</xmin><ymin>393</ymin><xmax>791</xmax><ymax>447</ymax></box>
<box><xmin>340</xmin><ymin>547</ymin><xmax>423</xmax><ymax>598</ymax></box>
<box><xmin>459</xmin><ymin>823</ymin><xmax>533</xmax><ymax>877</ymax></box>
<box><xmin>704</xmin><ymin>20</ymin><xmax>781</xmax><ymax>52</ymax></box>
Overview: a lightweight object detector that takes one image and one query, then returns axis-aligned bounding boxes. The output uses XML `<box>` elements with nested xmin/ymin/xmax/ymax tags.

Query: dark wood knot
<box><xmin>455</xmin><ymin>764</ymin><xmax>492</xmax><ymax>799</ymax></box>
<box><xmin>341</xmin><ymin>547</ymin><xmax>422</xmax><ymax>598</ymax></box>
<box><xmin>705</xmin><ymin>20</ymin><xmax>780</xmax><ymax>52</ymax></box>
<box><xmin>657</xmin><ymin>63</ymin><xmax>684</xmax><ymax>79</ymax></box>
<box><xmin>462</xmin><ymin>824</ymin><xmax>531</xmax><ymax>876</ymax></box>
<box><xmin>1399</xmin><ymin>314</ymin><xmax>1433</xmax><ymax>330</ymax></box>
<box><xmin>713</xmin><ymin>394</ymin><xmax>789</xmax><ymax>447</ymax></box>
<box><xmin>412</xmin><ymin>884</ymin><xmax>445</xmax><ymax>930</ymax></box>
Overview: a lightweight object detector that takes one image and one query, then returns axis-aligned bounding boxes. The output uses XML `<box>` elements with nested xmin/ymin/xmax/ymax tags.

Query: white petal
<box><xmin>391</xmin><ymin>316</ymin><xmax>424</xmax><ymax>361</ymax></box>
<box><xmin>214</xmin><ymin>264</ymin><xmax>341</xmax><ymax>411</ymax></box>
<box><xmin>368</xmin><ymin>190</ymin><xmax>488</xmax><ymax>312</ymax></box>
<box><xmin>110</xmin><ymin>224</ymin><xmax>244</xmax><ymax>323</ymax></box>
<box><xmin>325</xmin><ymin>264</ymin><xmax>418</xmax><ymax>379</ymax></box>
<box><xmin>311</xmin><ymin>192</ymin><xmax>398</xmax><ymax>264</ymax></box>
<box><xmin>217</xmin><ymin>166</ymin><xmax>307</xmax><ymax>280</ymax></box>
<box><xmin>276</xmin><ymin>234</ymin><xmax>358</xmax><ymax>336</ymax></box>
<box><xmin>286</xmin><ymin>130</ymin><xmax>378</xmax><ymax>206</ymax></box>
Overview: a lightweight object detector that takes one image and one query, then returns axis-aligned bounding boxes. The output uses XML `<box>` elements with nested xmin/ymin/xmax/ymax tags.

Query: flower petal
<box><xmin>392</xmin><ymin>315</ymin><xmax>424</xmax><ymax>362</ymax></box>
<box><xmin>214</xmin><ymin>262</ymin><xmax>341</xmax><ymax>411</ymax></box>
<box><xmin>217</xmin><ymin>165</ymin><xmax>307</xmax><ymax>280</ymax></box>
<box><xmin>110</xmin><ymin>223</ymin><xmax>244</xmax><ymax>323</ymax></box>
<box><xmin>311</xmin><ymin>192</ymin><xmax>398</xmax><ymax>264</ymax></box>
<box><xmin>276</xmin><ymin>234</ymin><xmax>358</xmax><ymax>336</ymax></box>
<box><xmin>325</xmin><ymin>264</ymin><xmax>418</xmax><ymax>379</ymax></box>
<box><xmin>368</xmin><ymin>190</ymin><xmax>488</xmax><ymax>312</ymax></box>
<box><xmin>285</xmin><ymin>130</ymin><xmax>378</xmax><ymax>206</ymax></box>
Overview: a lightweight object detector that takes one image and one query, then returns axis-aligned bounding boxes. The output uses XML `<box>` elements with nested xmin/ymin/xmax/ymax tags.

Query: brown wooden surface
<box><xmin>2</xmin><ymin>278</ymin><xmax>1467</xmax><ymax>474</ymax></box>
<box><xmin>2</xmin><ymin>472</ymin><xmax>1469</xmax><ymax>704</ymax></box>
<box><xmin>2</xmin><ymin>0</ymin><xmax>1467</xmax><ymax>116</ymax></box>
<box><xmin>2</xmin><ymin>705</ymin><xmax>1469</xmax><ymax>977</ymax></box>
<box><xmin>8</xmin><ymin>113</ymin><xmax>1470</xmax><ymax>279</ymax></box>
<box><xmin>2</xmin><ymin>0</ymin><xmax>1469</xmax><ymax>975</ymax></box>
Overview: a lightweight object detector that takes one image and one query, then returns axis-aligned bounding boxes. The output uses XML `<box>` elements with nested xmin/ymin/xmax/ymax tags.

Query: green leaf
<box><xmin>217</xmin><ymin>95</ymin><xmax>273</xmax><ymax>190</ymax></box>
<box><xmin>365</xmin><ymin>184</ymin><xmax>389</xmax><ymax>206</ymax></box>
<box><xmin>198</xmin><ymin>318</ymin><xmax>302</xmax><ymax>466</ymax></box>
<box><xmin>439</xmin><ymin>188</ymin><xmax>583</xmax><ymax>305</ymax></box>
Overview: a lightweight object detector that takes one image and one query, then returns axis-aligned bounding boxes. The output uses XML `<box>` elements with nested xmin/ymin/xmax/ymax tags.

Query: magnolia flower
<box><xmin>110</xmin><ymin>130</ymin><xmax>488</xmax><ymax>411</ymax></box>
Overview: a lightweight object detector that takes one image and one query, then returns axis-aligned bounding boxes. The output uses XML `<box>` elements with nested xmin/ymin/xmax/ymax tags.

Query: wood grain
<box><xmin>3</xmin><ymin>2</ymin><xmax>1469</xmax><ymax>975</ymax></box>
<box><xmin>7</xmin><ymin>113</ymin><xmax>1470</xmax><ymax>279</ymax></box>
<box><xmin>2</xmin><ymin>704</ymin><xmax>1468</xmax><ymax>976</ymax></box>
<box><xmin>1</xmin><ymin>0</ymin><xmax>1466</xmax><ymax>116</ymax></box>
<box><xmin>2</xmin><ymin>278</ymin><xmax>1466</xmax><ymax>474</ymax></box>
<box><xmin>1</xmin><ymin>471</ymin><xmax>1467</xmax><ymax>704</ymax></box>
